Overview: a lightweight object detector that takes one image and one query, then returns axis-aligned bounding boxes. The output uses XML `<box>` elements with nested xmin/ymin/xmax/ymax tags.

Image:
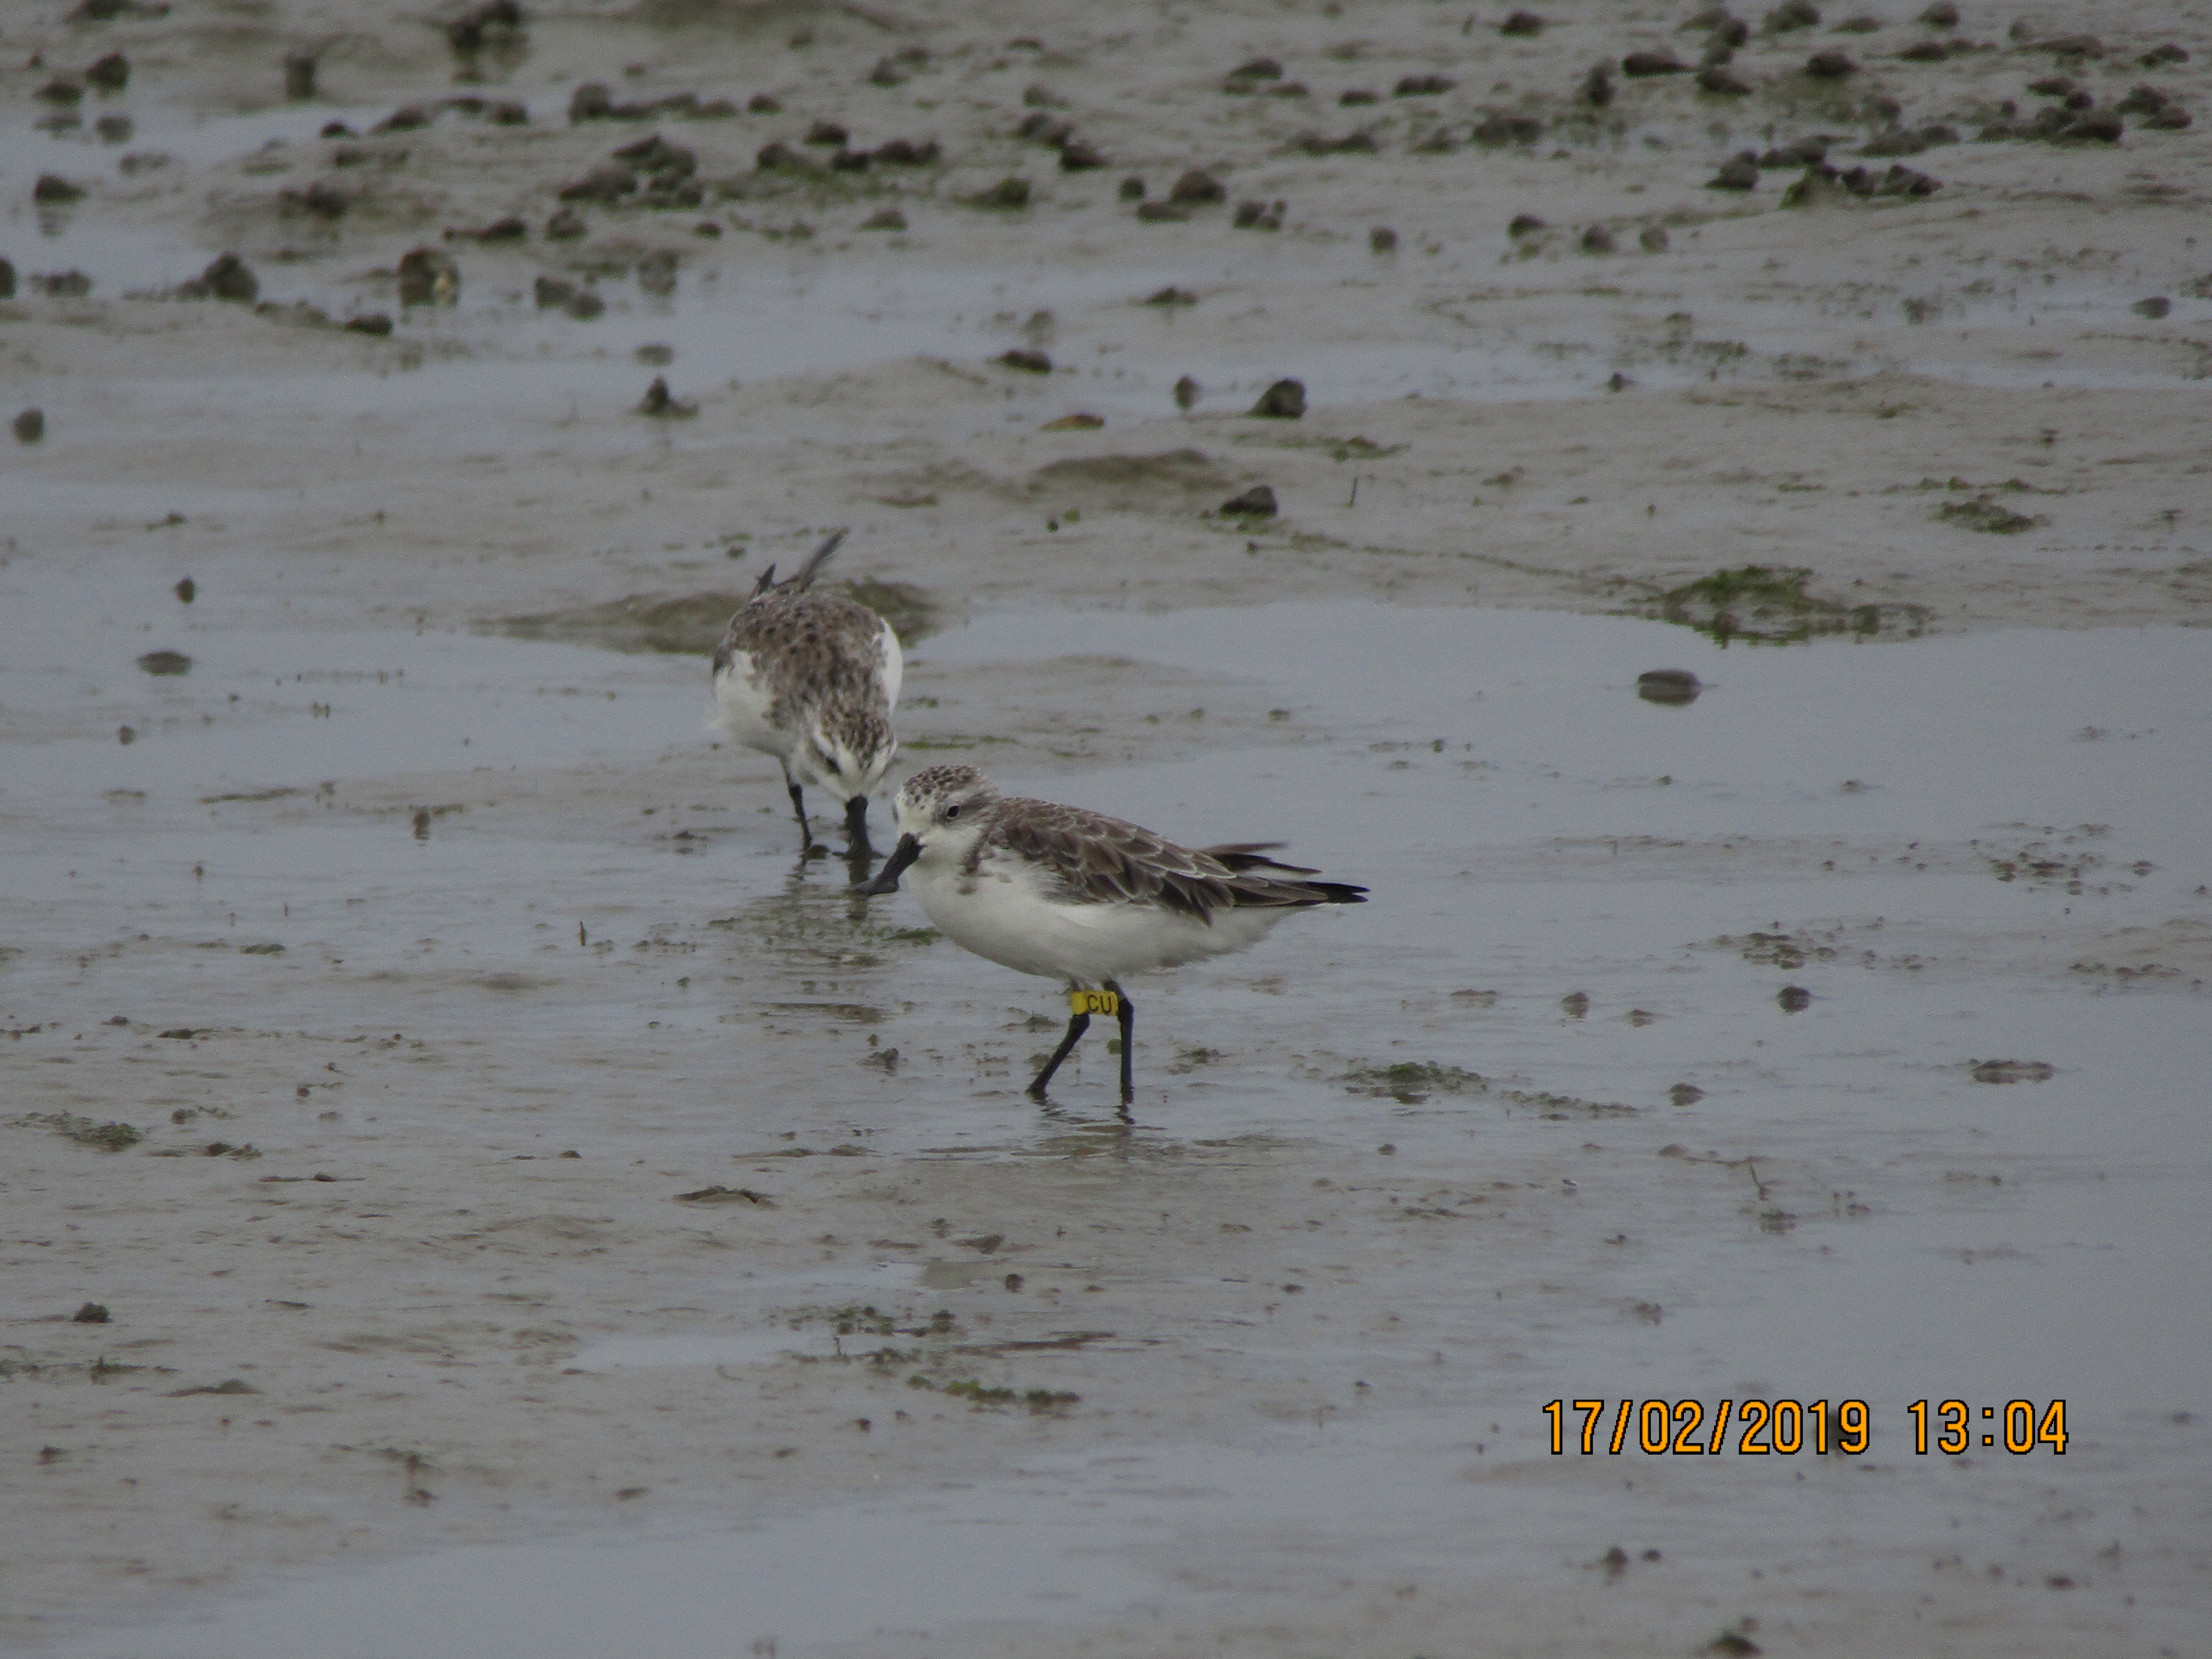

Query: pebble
<box><xmin>1697</xmin><ymin>65</ymin><xmax>1753</xmax><ymax>94</ymax></box>
<box><xmin>804</xmin><ymin>118</ymin><xmax>848</xmax><ymax>146</ymax></box>
<box><xmin>86</xmin><ymin>52</ymin><xmax>130</xmax><ymax>91</ymax></box>
<box><xmin>14</xmin><ymin>409</ymin><xmax>45</xmax><ymax>444</ymax></box>
<box><xmin>1119</xmin><ymin>176</ymin><xmax>1146</xmax><ymax>200</ymax></box>
<box><xmin>1581</xmin><ymin>64</ymin><xmax>1613</xmax><ymax>107</ymax></box>
<box><xmin>968</xmin><ymin>176</ymin><xmax>1031</xmax><ymax>210</ymax></box>
<box><xmin>1580</xmin><ymin>225</ymin><xmax>1616</xmax><ymax>255</ymax></box>
<box><xmin>1637</xmin><ymin>668</ymin><xmax>1701</xmax><ymax>704</ymax></box>
<box><xmin>2132</xmin><ymin>296</ymin><xmax>2171</xmax><ymax>319</ymax></box>
<box><xmin>860</xmin><ymin>207</ymin><xmax>906</xmax><ymax>231</ymax></box>
<box><xmin>191</xmin><ymin>253</ymin><xmax>258</xmax><ymax>303</ymax></box>
<box><xmin>344</xmin><ymin>314</ymin><xmax>394</xmax><ymax>336</ymax></box>
<box><xmin>1370</xmin><ymin>226</ymin><xmax>1398</xmax><ymax>252</ymax></box>
<box><xmin>1173</xmin><ymin>375</ymin><xmax>1201</xmax><ymax>412</ymax></box>
<box><xmin>1508</xmin><ymin>213</ymin><xmax>1547</xmax><ymax>237</ymax></box>
<box><xmin>1805</xmin><ymin>51</ymin><xmax>1859</xmax><ymax>78</ymax></box>
<box><xmin>996</xmin><ymin>348</ymin><xmax>1052</xmax><ymax>373</ymax></box>
<box><xmin>1639</xmin><ymin>223</ymin><xmax>1670</xmax><ymax>252</ymax></box>
<box><xmin>175</xmin><ymin>577</ymin><xmax>196</xmax><ymax>604</ymax></box>
<box><xmin>1059</xmin><ymin>139</ymin><xmax>1106</xmax><ymax>171</ymax></box>
<box><xmin>1395</xmin><ymin>73</ymin><xmax>1454</xmax><ymax>96</ymax></box>
<box><xmin>1168</xmin><ymin>169</ymin><xmax>1226</xmax><ymax>204</ymax></box>
<box><xmin>634</xmin><ymin>376</ymin><xmax>695</xmax><ymax>417</ymax></box>
<box><xmin>0</xmin><ymin>258</ymin><xmax>13</xmax><ymax>298</ymax></box>
<box><xmin>1500</xmin><ymin>11</ymin><xmax>1546</xmax><ymax>36</ymax></box>
<box><xmin>284</xmin><ymin>50</ymin><xmax>319</xmax><ymax>100</ymax></box>
<box><xmin>1708</xmin><ymin>151</ymin><xmax>1759</xmax><ymax>190</ymax></box>
<box><xmin>1233</xmin><ymin>199</ymin><xmax>1283</xmax><ymax>230</ymax></box>
<box><xmin>1249</xmin><ymin>379</ymin><xmax>1306</xmax><ymax>419</ymax></box>
<box><xmin>1621</xmin><ymin>51</ymin><xmax>1685</xmax><ymax>77</ymax></box>
<box><xmin>1220</xmin><ymin>485</ymin><xmax>1278</xmax><ymax>517</ymax></box>
<box><xmin>34</xmin><ymin>173</ymin><xmax>86</xmax><ymax>203</ymax></box>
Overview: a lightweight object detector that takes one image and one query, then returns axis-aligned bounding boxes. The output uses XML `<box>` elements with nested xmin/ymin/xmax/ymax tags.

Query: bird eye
<box><xmin>944</xmin><ymin>803</ymin><xmax>961</xmax><ymax>820</ymax></box>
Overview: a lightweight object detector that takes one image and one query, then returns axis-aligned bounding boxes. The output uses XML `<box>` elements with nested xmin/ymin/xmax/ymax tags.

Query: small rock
<box><xmin>1581</xmin><ymin>64</ymin><xmax>1614</xmax><ymax>106</ymax></box>
<box><xmin>1226</xmin><ymin>56</ymin><xmax>1283</xmax><ymax>84</ymax></box>
<box><xmin>860</xmin><ymin>206</ymin><xmax>906</xmax><ymax>231</ymax></box>
<box><xmin>755</xmin><ymin>141</ymin><xmax>799</xmax><ymax>170</ymax></box>
<box><xmin>1173</xmin><ymin>374</ymin><xmax>1200</xmax><ymax>412</ymax></box>
<box><xmin>86</xmin><ymin>52</ymin><xmax>130</xmax><ymax>91</ymax></box>
<box><xmin>968</xmin><ymin>176</ymin><xmax>1031</xmax><ymax>210</ymax></box>
<box><xmin>1669</xmin><ymin>1082</ymin><xmax>1704</xmax><ymax>1105</ymax></box>
<box><xmin>284</xmin><ymin>50</ymin><xmax>319</xmax><ymax>100</ymax></box>
<box><xmin>36</xmin><ymin>79</ymin><xmax>85</xmax><ymax>106</ymax></box>
<box><xmin>872</xmin><ymin>137</ymin><xmax>939</xmax><ymax>166</ymax></box>
<box><xmin>1508</xmin><ymin>212</ymin><xmax>1547</xmax><ymax>237</ymax></box>
<box><xmin>396</xmin><ymin>246</ymin><xmax>460</xmax><ymax>306</ymax></box>
<box><xmin>830</xmin><ymin>147</ymin><xmax>869</xmax><ymax>172</ymax></box>
<box><xmin>1168</xmin><ymin>169</ymin><xmax>1226</xmax><ymax>204</ymax></box>
<box><xmin>1709</xmin><ymin>151</ymin><xmax>1760</xmax><ymax>189</ymax></box>
<box><xmin>570</xmin><ymin>82</ymin><xmax>614</xmax><ymax>122</ymax></box>
<box><xmin>996</xmin><ymin>348</ymin><xmax>1052</xmax><ymax>373</ymax></box>
<box><xmin>1340</xmin><ymin>88</ymin><xmax>1379</xmax><ymax>106</ymax></box>
<box><xmin>1059</xmin><ymin>139</ymin><xmax>1106</xmax><ymax>171</ymax></box>
<box><xmin>14</xmin><ymin>409</ymin><xmax>45</xmax><ymax>444</ymax></box>
<box><xmin>1471</xmin><ymin>112</ymin><xmax>1545</xmax><ymax>145</ymax></box>
<box><xmin>1022</xmin><ymin>82</ymin><xmax>1066</xmax><ymax>108</ymax></box>
<box><xmin>2132</xmin><ymin>296</ymin><xmax>2171</xmax><ymax>319</ymax></box>
<box><xmin>1971</xmin><ymin>1059</ymin><xmax>2055</xmax><ymax>1085</ymax></box>
<box><xmin>1763</xmin><ymin>0</ymin><xmax>1821</xmax><ymax>33</ymax></box>
<box><xmin>1143</xmin><ymin>285</ymin><xmax>1196</xmax><ymax>306</ymax></box>
<box><xmin>344</xmin><ymin>313</ymin><xmax>394</xmax><ymax>336</ymax></box>
<box><xmin>545</xmin><ymin>206</ymin><xmax>587</xmax><ymax>240</ymax></box>
<box><xmin>34</xmin><ymin>174</ymin><xmax>87</xmax><ymax>204</ymax></box>
<box><xmin>1804</xmin><ymin>51</ymin><xmax>1858</xmax><ymax>77</ymax></box>
<box><xmin>2140</xmin><ymin>43</ymin><xmax>2189</xmax><ymax>67</ymax></box>
<box><xmin>174</xmin><ymin>577</ymin><xmax>196</xmax><ymax>603</ymax></box>
<box><xmin>1500</xmin><ymin>11</ymin><xmax>1546</xmax><ymax>36</ymax></box>
<box><xmin>39</xmin><ymin>270</ymin><xmax>93</xmax><ymax>297</ymax></box>
<box><xmin>1233</xmin><ymin>198</ymin><xmax>1283</xmax><ymax>230</ymax></box>
<box><xmin>1135</xmin><ymin>201</ymin><xmax>1188</xmax><ymax>222</ymax></box>
<box><xmin>804</xmin><ymin>118</ymin><xmax>848</xmax><ymax>146</ymax></box>
<box><xmin>137</xmin><ymin>650</ymin><xmax>192</xmax><ymax>676</ymax></box>
<box><xmin>73</xmin><ymin>1302</ymin><xmax>112</xmax><ymax>1324</ymax></box>
<box><xmin>1369</xmin><ymin>225</ymin><xmax>1398</xmax><ymax>252</ymax></box>
<box><xmin>1220</xmin><ymin>485</ymin><xmax>1278</xmax><ymax>517</ymax></box>
<box><xmin>1918</xmin><ymin>1</ymin><xmax>1958</xmax><ymax>25</ymax></box>
<box><xmin>1040</xmin><ymin>413</ymin><xmax>1103</xmax><ymax>431</ymax></box>
<box><xmin>748</xmin><ymin>93</ymin><xmax>781</xmax><ymax>114</ymax></box>
<box><xmin>1698</xmin><ymin>65</ymin><xmax>1753</xmax><ymax>94</ymax></box>
<box><xmin>1778</xmin><ymin>986</ymin><xmax>1811</xmax><ymax>1012</ymax></box>
<box><xmin>1622</xmin><ymin>51</ymin><xmax>1686</xmax><ymax>76</ymax></box>
<box><xmin>1395</xmin><ymin>73</ymin><xmax>1454</xmax><ymax>96</ymax></box>
<box><xmin>1637</xmin><ymin>668</ymin><xmax>1701</xmax><ymax>704</ymax></box>
<box><xmin>1118</xmin><ymin>175</ymin><xmax>1146</xmax><ymax>201</ymax></box>
<box><xmin>198</xmin><ymin>253</ymin><xmax>259</xmax><ymax>304</ymax></box>
<box><xmin>634</xmin><ymin>376</ymin><xmax>695</xmax><ymax>417</ymax></box>
<box><xmin>565</xmin><ymin>289</ymin><xmax>605</xmax><ymax>320</ymax></box>
<box><xmin>0</xmin><ymin>258</ymin><xmax>15</xmax><ymax>299</ymax></box>
<box><xmin>1580</xmin><ymin>225</ymin><xmax>1616</xmax><ymax>254</ymax></box>
<box><xmin>1639</xmin><ymin>223</ymin><xmax>1670</xmax><ymax>252</ymax></box>
<box><xmin>1249</xmin><ymin>378</ymin><xmax>1306</xmax><ymax>419</ymax></box>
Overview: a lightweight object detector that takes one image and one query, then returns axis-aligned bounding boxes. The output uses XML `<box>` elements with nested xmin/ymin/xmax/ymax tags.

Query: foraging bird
<box><xmin>860</xmin><ymin>764</ymin><xmax>1366</xmax><ymax>1103</ymax></box>
<box><xmin>711</xmin><ymin>530</ymin><xmax>901</xmax><ymax>854</ymax></box>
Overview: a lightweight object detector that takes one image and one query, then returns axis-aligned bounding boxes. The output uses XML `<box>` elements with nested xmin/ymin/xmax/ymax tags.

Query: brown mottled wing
<box><xmin>989</xmin><ymin>804</ymin><xmax>1363</xmax><ymax>918</ymax></box>
<box><xmin>713</xmin><ymin>592</ymin><xmax>885</xmax><ymax>717</ymax></box>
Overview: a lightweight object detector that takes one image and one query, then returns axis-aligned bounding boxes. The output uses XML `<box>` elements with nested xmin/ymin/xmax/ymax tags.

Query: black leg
<box><xmin>784</xmin><ymin>774</ymin><xmax>814</xmax><ymax>851</ymax></box>
<box><xmin>1028</xmin><ymin>1011</ymin><xmax>1091</xmax><ymax>1100</ymax></box>
<box><xmin>842</xmin><ymin>794</ymin><xmax>874</xmax><ymax>857</ymax></box>
<box><xmin>1105</xmin><ymin>979</ymin><xmax>1134</xmax><ymax>1103</ymax></box>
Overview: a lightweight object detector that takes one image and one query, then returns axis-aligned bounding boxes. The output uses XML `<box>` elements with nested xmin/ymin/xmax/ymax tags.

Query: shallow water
<box><xmin>12</xmin><ymin>562</ymin><xmax>2209</xmax><ymax>1655</ymax></box>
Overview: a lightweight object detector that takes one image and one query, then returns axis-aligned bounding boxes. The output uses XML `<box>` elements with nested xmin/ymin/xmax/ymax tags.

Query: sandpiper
<box><xmin>860</xmin><ymin>764</ymin><xmax>1366</xmax><ymax>1103</ymax></box>
<box><xmin>711</xmin><ymin>530</ymin><xmax>901</xmax><ymax>853</ymax></box>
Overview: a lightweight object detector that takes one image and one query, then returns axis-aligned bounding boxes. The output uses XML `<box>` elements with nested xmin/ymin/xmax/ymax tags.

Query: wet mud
<box><xmin>4</xmin><ymin>1</ymin><xmax>2212</xmax><ymax>1654</ymax></box>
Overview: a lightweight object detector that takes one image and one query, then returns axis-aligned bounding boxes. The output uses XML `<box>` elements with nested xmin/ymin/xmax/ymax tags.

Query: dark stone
<box><xmin>1169</xmin><ymin>169</ymin><xmax>1226</xmax><ymax>204</ymax></box>
<box><xmin>829</xmin><ymin>148</ymin><xmax>869</xmax><ymax>171</ymax></box>
<box><xmin>634</xmin><ymin>376</ymin><xmax>694</xmax><ymax>416</ymax></box>
<box><xmin>1639</xmin><ymin>223</ymin><xmax>1670</xmax><ymax>252</ymax></box>
<box><xmin>374</xmin><ymin>104</ymin><xmax>433</xmax><ymax>133</ymax></box>
<box><xmin>1340</xmin><ymin>88</ymin><xmax>1379</xmax><ymax>105</ymax></box>
<box><xmin>1709</xmin><ymin>151</ymin><xmax>1759</xmax><ymax>188</ymax></box>
<box><xmin>1637</xmin><ymin>668</ymin><xmax>1701</xmax><ymax>704</ymax></box>
<box><xmin>0</xmin><ymin>259</ymin><xmax>15</xmax><ymax>299</ymax></box>
<box><xmin>755</xmin><ymin>140</ymin><xmax>800</xmax><ymax>170</ymax></box>
<box><xmin>1918</xmin><ymin>2</ymin><xmax>1958</xmax><ymax>25</ymax></box>
<box><xmin>1500</xmin><ymin>11</ymin><xmax>1546</xmax><ymax>36</ymax></box>
<box><xmin>283</xmin><ymin>179</ymin><xmax>349</xmax><ymax>218</ymax></box>
<box><xmin>1296</xmin><ymin>130</ymin><xmax>1377</xmax><ymax>155</ymax></box>
<box><xmin>1173</xmin><ymin>374</ymin><xmax>1200</xmax><ymax>411</ymax></box>
<box><xmin>804</xmin><ymin>118</ymin><xmax>848</xmax><ymax>146</ymax></box>
<box><xmin>95</xmin><ymin>114</ymin><xmax>132</xmax><ymax>143</ymax></box>
<box><xmin>1581</xmin><ymin>64</ymin><xmax>1614</xmax><ymax>106</ymax></box>
<box><xmin>1059</xmin><ymin>139</ymin><xmax>1106</xmax><ymax>170</ymax></box>
<box><xmin>2131</xmin><ymin>296</ymin><xmax>2170</xmax><ymax>320</ymax></box>
<box><xmin>1762</xmin><ymin>0</ymin><xmax>1820</xmax><ymax>33</ymax></box>
<box><xmin>198</xmin><ymin>252</ymin><xmax>258</xmax><ymax>303</ymax></box>
<box><xmin>873</xmin><ymin>137</ymin><xmax>940</xmax><ymax>166</ymax></box>
<box><xmin>36</xmin><ymin>79</ymin><xmax>84</xmax><ymax>106</ymax></box>
<box><xmin>1580</xmin><ymin>225</ymin><xmax>1616</xmax><ymax>254</ymax></box>
<box><xmin>613</xmin><ymin>133</ymin><xmax>696</xmax><ymax>177</ymax></box>
<box><xmin>33</xmin><ymin>174</ymin><xmax>86</xmax><ymax>204</ymax></box>
<box><xmin>1897</xmin><ymin>39</ymin><xmax>1950</xmax><ymax>61</ymax></box>
<box><xmin>1622</xmin><ymin>51</ymin><xmax>1686</xmax><ymax>76</ymax></box>
<box><xmin>1394</xmin><ymin>73</ymin><xmax>1454</xmax><ymax>96</ymax></box>
<box><xmin>1370</xmin><ymin>226</ymin><xmax>1398</xmax><ymax>252</ymax></box>
<box><xmin>996</xmin><ymin>348</ymin><xmax>1052</xmax><ymax>373</ymax></box>
<box><xmin>396</xmin><ymin>246</ymin><xmax>460</xmax><ymax>305</ymax></box>
<box><xmin>1022</xmin><ymin>82</ymin><xmax>1066</xmax><ymax>108</ymax></box>
<box><xmin>1220</xmin><ymin>485</ymin><xmax>1277</xmax><ymax>517</ymax></box>
<box><xmin>565</xmin><ymin>289</ymin><xmax>605</xmax><ymax>319</ymax></box>
<box><xmin>1778</xmin><ymin>985</ymin><xmax>1811</xmax><ymax>1012</ymax></box>
<box><xmin>38</xmin><ymin>270</ymin><xmax>92</xmax><ymax>296</ymax></box>
<box><xmin>174</xmin><ymin>577</ymin><xmax>196</xmax><ymax>603</ymax></box>
<box><xmin>137</xmin><ymin>650</ymin><xmax>192</xmax><ymax>675</ymax></box>
<box><xmin>1804</xmin><ymin>51</ymin><xmax>1858</xmax><ymax>77</ymax></box>
<box><xmin>13</xmin><ymin>409</ymin><xmax>45</xmax><ymax>444</ymax></box>
<box><xmin>2140</xmin><ymin>43</ymin><xmax>2189</xmax><ymax>67</ymax></box>
<box><xmin>86</xmin><ymin>52</ymin><xmax>131</xmax><ymax>91</ymax></box>
<box><xmin>344</xmin><ymin>313</ymin><xmax>394</xmax><ymax>336</ymax></box>
<box><xmin>1758</xmin><ymin>135</ymin><xmax>1828</xmax><ymax>166</ymax></box>
<box><xmin>1697</xmin><ymin>65</ymin><xmax>1753</xmax><ymax>94</ymax></box>
<box><xmin>747</xmin><ymin>93</ymin><xmax>781</xmax><ymax>113</ymax></box>
<box><xmin>570</xmin><ymin>83</ymin><xmax>613</xmax><ymax>122</ymax></box>
<box><xmin>1227</xmin><ymin>57</ymin><xmax>1283</xmax><ymax>82</ymax></box>
<box><xmin>2115</xmin><ymin>84</ymin><xmax>2169</xmax><ymax>115</ymax></box>
<box><xmin>2053</xmin><ymin>108</ymin><xmax>2123</xmax><ymax>143</ymax></box>
<box><xmin>1249</xmin><ymin>378</ymin><xmax>1306</xmax><ymax>419</ymax></box>
<box><xmin>559</xmin><ymin>164</ymin><xmax>638</xmax><ymax>202</ymax></box>
<box><xmin>968</xmin><ymin>176</ymin><xmax>1031</xmax><ymax>210</ymax></box>
<box><xmin>285</xmin><ymin>51</ymin><xmax>319</xmax><ymax>100</ymax></box>
<box><xmin>2145</xmin><ymin>106</ymin><xmax>2192</xmax><ymax>130</ymax></box>
<box><xmin>1135</xmin><ymin>201</ymin><xmax>1189</xmax><ymax>222</ymax></box>
<box><xmin>1118</xmin><ymin>175</ymin><xmax>1146</xmax><ymax>200</ymax></box>
<box><xmin>534</xmin><ymin>275</ymin><xmax>576</xmax><ymax>308</ymax></box>
<box><xmin>1508</xmin><ymin>213</ymin><xmax>1547</xmax><ymax>236</ymax></box>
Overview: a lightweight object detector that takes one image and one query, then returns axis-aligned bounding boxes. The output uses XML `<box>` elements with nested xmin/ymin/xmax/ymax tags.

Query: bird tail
<box><xmin>752</xmin><ymin>528</ymin><xmax>849</xmax><ymax>599</ymax></box>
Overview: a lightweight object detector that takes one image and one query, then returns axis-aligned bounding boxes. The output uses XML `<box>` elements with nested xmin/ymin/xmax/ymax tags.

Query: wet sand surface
<box><xmin>5</xmin><ymin>1</ymin><xmax>2212</xmax><ymax>1653</ymax></box>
